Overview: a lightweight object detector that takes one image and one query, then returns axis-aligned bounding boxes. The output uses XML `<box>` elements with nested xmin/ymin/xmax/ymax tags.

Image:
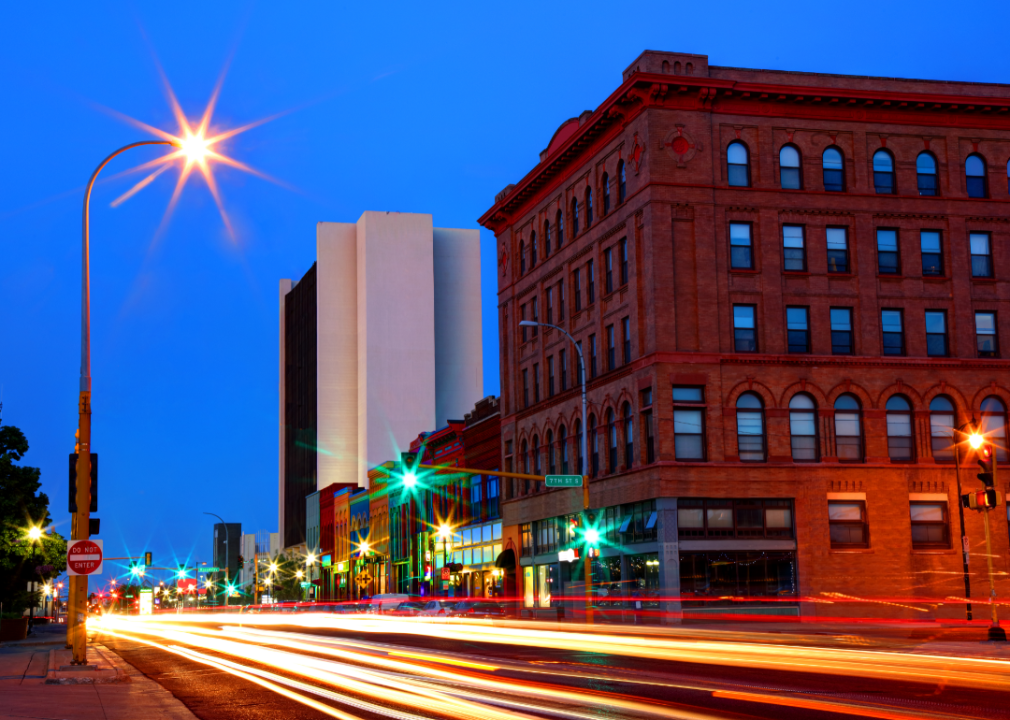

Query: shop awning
<box><xmin>494</xmin><ymin>548</ymin><xmax>516</xmax><ymax>571</ymax></box>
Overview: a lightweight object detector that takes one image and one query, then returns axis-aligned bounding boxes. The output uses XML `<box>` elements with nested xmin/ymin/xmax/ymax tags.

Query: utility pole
<box><xmin>953</xmin><ymin>430</ymin><xmax>973</xmax><ymax>621</ymax></box>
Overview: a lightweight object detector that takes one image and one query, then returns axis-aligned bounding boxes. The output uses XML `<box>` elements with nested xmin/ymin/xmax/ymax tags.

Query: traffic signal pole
<box><xmin>953</xmin><ymin>436</ymin><xmax>973</xmax><ymax>621</ymax></box>
<box><xmin>982</xmin><ymin>450</ymin><xmax>1006</xmax><ymax>641</ymax></box>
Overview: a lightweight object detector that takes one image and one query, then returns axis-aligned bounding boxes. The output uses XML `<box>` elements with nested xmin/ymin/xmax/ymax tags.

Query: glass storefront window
<box><xmin>537</xmin><ymin>565</ymin><xmax>551</xmax><ymax>607</ymax></box>
<box><xmin>462</xmin><ymin>529</ymin><xmax>471</xmax><ymax>545</ymax></box>
<box><xmin>453</xmin><ymin>550</ymin><xmax>462</xmax><ymax>564</ymax></box>
<box><xmin>482</xmin><ymin>525</ymin><xmax>492</xmax><ymax>543</ymax></box>
<box><xmin>493</xmin><ymin>543</ymin><xmax>502</xmax><ymax>560</ymax></box>
<box><xmin>679</xmin><ymin>551</ymin><xmax>797</xmax><ymax>607</ymax></box>
<box><xmin>483</xmin><ymin>546</ymin><xmax>493</xmax><ymax>563</ymax></box>
<box><xmin>524</xmin><ymin>567</ymin><xmax>534</xmax><ymax>608</ymax></box>
<box><xmin>493</xmin><ymin>523</ymin><xmax>502</xmax><ymax>540</ymax></box>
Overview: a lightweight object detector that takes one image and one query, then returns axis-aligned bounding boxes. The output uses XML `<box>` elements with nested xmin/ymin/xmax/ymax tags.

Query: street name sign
<box><xmin>545</xmin><ymin>475</ymin><xmax>583</xmax><ymax>488</ymax></box>
<box><xmin>67</xmin><ymin>539</ymin><xmax>103</xmax><ymax>576</ymax></box>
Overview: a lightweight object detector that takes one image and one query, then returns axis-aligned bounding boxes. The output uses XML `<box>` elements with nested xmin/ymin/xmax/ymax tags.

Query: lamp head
<box><xmin>438</xmin><ymin>524</ymin><xmax>451</xmax><ymax>540</ymax></box>
<box><xmin>519</xmin><ymin>320</ymin><xmax>537</xmax><ymax>327</ymax></box>
<box><xmin>179</xmin><ymin>133</ymin><xmax>210</xmax><ymax>163</ymax></box>
<box><xmin>969</xmin><ymin>433</ymin><xmax>985</xmax><ymax>450</ymax></box>
<box><xmin>27</xmin><ymin>526</ymin><xmax>43</xmax><ymax>541</ymax></box>
<box><xmin>359</xmin><ymin>541</ymin><xmax>370</xmax><ymax>556</ymax></box>
<box><xmin>402</xmin><ymin>471</ymin><xmax>417</xmax><ymax>488</ymax></box>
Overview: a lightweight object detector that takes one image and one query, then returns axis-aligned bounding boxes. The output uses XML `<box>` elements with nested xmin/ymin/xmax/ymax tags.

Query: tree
<box><xmin>0</xmin><ymin>424</ymin><xmax>68</xmax><ymax>614</ymax></box>
<box><xmin>267</xmin><ymin>552</ymin><xmax>306</xmax><ymax>602</ymax></box>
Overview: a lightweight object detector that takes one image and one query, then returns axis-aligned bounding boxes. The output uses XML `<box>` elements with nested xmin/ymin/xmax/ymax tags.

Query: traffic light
<box><xmin>962</xmin><ymin>490</ymin><xmax>1002</xmax><ymax>509</ymax></box>
<box><xmin>237</xmin><ymin>554</ymin><xmax>245</xmax><ymax>566</ymax></box>
<box><xmin>400</xmin><ymin>451</ymin><xmax>420</xmax><ymax>487</ymax></box>
<box><xmin>89</xmin><ymin>518</ymin><xmax>100</xmax><ymax>536</ymax></box>
<box><xmin>144</xmin><ymin>551</ymin><xmax>152</xmax><ymax>567</ymax></box>
<box><xmin>977</xmin><ymin>441</ymin><xmax>995</xmax><ymax>488</ymax></box>
<box><xmin>68</xmin><ymin>453</ymin><xmax>99</xmax><ymax>513</ymax></box>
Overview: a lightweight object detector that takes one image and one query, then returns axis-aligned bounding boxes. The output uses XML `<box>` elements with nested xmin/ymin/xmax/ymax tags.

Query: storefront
<box><xmin>438</xmin><ymin>520</ymin><xmax>503</xmax><ymax>598</ymax></box>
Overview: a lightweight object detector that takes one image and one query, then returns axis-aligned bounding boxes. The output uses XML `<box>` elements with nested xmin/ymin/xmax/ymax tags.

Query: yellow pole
<box><xmin>70</xmin><ymin>393</ymin><xmax>92</xmax><ymax>665</ymax></box>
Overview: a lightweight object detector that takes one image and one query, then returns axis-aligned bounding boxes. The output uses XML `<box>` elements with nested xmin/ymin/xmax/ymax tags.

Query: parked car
<box><xmin>447</xmin><ymin>600</ymin><xmax>505</xmax><ymax>619</ymax></box>
<box><xmin>390</xmin><ymin>601</ymin><xmax>425</xmax><ymax>616</ymax></box>
<box><xmin>418</xmin><ymin>600</ymin><xmax>458</xmax><ymax>617</ymax></box>
<box><xmin>369</xmin><ymin>593</ymin><xmax>412</xmax><ymax>614</ymax></box>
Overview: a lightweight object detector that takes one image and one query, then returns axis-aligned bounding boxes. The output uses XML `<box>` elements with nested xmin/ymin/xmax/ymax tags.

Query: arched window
<box><xmin>543</xmin><ymin>220</ymin><xmax>551</xmax><ymax>256</ymax></box>
<box><xmin>519</xmin><ymin>241</ymin><xmax>526</xmax><ymax>275</ymax></box>
<box><xmin>556</xmin><ymin>209</ymin><xmax>564</xmax><ymax>247</ymax></box>
<box><xmin>886</xmin><ymin>395</ymin><xmax>914</xmax><ymax>462</ymax></box>
<box><xmin>966</xmin><ymin>154</ymin><xmax>987</xmax><ymax>198</ymax></box>
<box><xmin>584</xmin><ymin>187</ymin><xmax>593</xmax><ymax>228</ymax></box>
<box><xmin>834</xmin><ymin>394</ymin><xmax>863</xmax><ymax>462</ymax></box>
<box><xmin>929</xmin><ymin>396</ymin><xmax>956</xmax><ymax>462</ymax></box>
<box><xmin>873</xmin><ymin>150</ymin><xmax>895</xmax><ymax>194</ymax></box>
<box><xmin>574</xmin><ymin>418</ymin><xmax>583</xmax><ymax>475</ymax></box>
<box><xmin>822</xmin><ymin>147</ymin><xmax>845</xmax><ymax>192</ymax></box>
<box><xmin>623</xmin><ymin>402</ymin><xmax>634</xmax><ymax>469</ymax></box>
<box><xmin>521</xmin><ymin>440</ymin><xmax>529</xmax><ymax>475</ymax></box>
<box><xmin>981</xmin><ymin>396</ymin><xmax>1009</xmax><ymax>462</ymax></box>
<box><xmin>547</xmin><ymin>430</ymin><xmax>555</xmax><ymax>475</ymax></box>
<box><xmin>532</xmin><ymin>434</ymin><xmax>541</xmax><ymax>475</ymax></box>
<box><xmin>529</xmin><ymin>231</ymin><xmax>537</xmax><ymax>269</ymax></box>
<box><xmin>589</xmin><ymin>414</ymin><xmax>598</xmax><ymax>476</ymax></box>
<box><xmin>571</xmin><ymin>197</ymin><xmax>579</xmax><ymax>236</ymax></box>
<box><xmin>727</xmin><ymin>141</ymin><xmax>750</xmax><ymax>187</ymax></box>
<box><xmin>602</xmin><ymin>173</ymin><xmax>610</xmax><ymax>215</ymax></box>
<box><xmin>789</xmin><ymin>394</ymin><xmax>817</xmax><ymax>461</ymax></box>
<box><xmin>559</xmin><ymin>425</ymin><xmax>569</xmax><ymax>474</ymax></box>
<box><xmin>916</xmin><ymin>152</ymin><xmax>938</xmax><ymax>196</ymax></box>
<box><xmin>618</xmin><ymin>160</ymin><xmax>626</xmax><ymax>203</ymax></box>
<box><xmin>736</xmin><ymin>392</ymin><xmax>765</xmax><ymax>462</ymax></box>
<box><xmin>606</xmin><ymin>408</ymin><xmax>617</xmax><ymax>473</ymax></box>
<box><xmin>780</xmin><ymin>145</ymin><xmax>801</xmax><ymax>189</ymax></box>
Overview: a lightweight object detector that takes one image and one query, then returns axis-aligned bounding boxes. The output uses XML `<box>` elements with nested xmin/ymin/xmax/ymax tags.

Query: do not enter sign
<box><xmin>67</xmin><ymin>539</ymin><xmax>103</xmax><ymax>576</ymax></box>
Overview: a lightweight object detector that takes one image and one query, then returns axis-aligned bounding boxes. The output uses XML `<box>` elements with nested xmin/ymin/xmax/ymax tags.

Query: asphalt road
<box><xmin>95</xmin><ymin>616</ymin><xmax>1010</xmax><ymax>720</ymax></box>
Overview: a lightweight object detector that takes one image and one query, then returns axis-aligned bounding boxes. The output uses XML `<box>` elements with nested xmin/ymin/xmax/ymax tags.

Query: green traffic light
<box><xmin>584</xmin><ymin>528</ymin><xmax>600</xmax><ymax>545</ymax></box>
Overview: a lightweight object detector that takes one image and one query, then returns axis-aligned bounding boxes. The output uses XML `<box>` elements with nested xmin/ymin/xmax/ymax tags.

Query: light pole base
<box><xmin>987</xmin><ymin>625</ymin><xmax>1007</xmax><ymax>643</ymax></box>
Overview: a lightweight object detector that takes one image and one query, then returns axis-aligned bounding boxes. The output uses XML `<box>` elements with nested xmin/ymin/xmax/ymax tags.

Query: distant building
<box><xmin>279</xmin><ymin>212</ymin><xmax>483</xmax><ymax>550</ymax></box>
<box><xmin>212</xmin><ymin>522</ymin><xmax>241</xmax><ymax>593</ymax></box>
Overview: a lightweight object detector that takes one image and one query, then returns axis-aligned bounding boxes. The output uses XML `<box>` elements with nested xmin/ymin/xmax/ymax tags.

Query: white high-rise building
<box><xmin>278</xmin><ymin>212</ymin><xmax>482</xmax><ymax>549</ymax></box>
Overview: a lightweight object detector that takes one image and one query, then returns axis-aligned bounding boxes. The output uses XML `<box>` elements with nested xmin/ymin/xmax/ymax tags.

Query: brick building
<box><xmin>479</xmin><ymin>50</ymin><xmax>1010</xmax><ymax>621</ymax></box>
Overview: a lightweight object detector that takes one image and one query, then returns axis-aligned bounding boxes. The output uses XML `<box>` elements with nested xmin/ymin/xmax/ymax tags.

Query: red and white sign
<box><xmin>67</xmin><ymin>539</ymin><xmax>103</xmax><ymax>576</ymax></box>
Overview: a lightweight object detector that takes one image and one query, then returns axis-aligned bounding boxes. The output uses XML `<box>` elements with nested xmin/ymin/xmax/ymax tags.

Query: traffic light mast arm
<box><xmin>417</xmin><ymin>463</ymin><xmax>555</xmax><ymax>482</ymax></box>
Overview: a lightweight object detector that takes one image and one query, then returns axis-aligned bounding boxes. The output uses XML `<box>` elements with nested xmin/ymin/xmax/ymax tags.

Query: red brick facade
<box><xmin>480</xmin><ymin>51</ymin><xmax>1010</xmax><ymax>620</ymax></box>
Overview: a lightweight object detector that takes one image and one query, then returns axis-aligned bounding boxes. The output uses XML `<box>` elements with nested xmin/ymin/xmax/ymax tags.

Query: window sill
<box><xmin>827</xmin><ymin>272</ymin><xmax>854</xmax><ymax>278</ymax></box>
<box><xmin>829</xmin><ymin>547</ymin><xmax>873</xmax><ymax>553</ymax></box>
<box><xmin>922</xmin><ymin>276</ymin><xmax>948</xmax><ymax>282</ymax></box>
<box><xmin>878</xmin><ymin>274</ymin><xmax>905</xmax><ymax>279</ymax></box>
<box><xmin>729</xmin><ymin>268</ymin><xmax>759</xmax><ymax>274</ymax></box>
<box><xmin>911</xmin><ymin>548</ymin><xmax>954</xmax><ymax>554</ymax></box>
<box><xmin>782</xmin><ymin>271</ymin><xmax>812</xmax><ymax>277</ymax></box>
<box><xmin>971</xmin><ymin>277</ymin><xmax>997</xmax><ymax>284</ymax></box>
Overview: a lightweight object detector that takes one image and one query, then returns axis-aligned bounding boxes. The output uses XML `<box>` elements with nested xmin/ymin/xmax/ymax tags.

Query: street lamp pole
<box><xmin>68</xmin><ymin>140</ymin><xmax>176</xmax><ymax>665</ymax></box>
<box><xmin>204</xmin><ymin>512</ymin><xmax>230</xmax><ymax>607</ymax></box>
<box><xmin>519</xmin><ymin>320</ymin><xmax>592</xmax><ymax>624</ymax></box>
<box><xmin>953</xmin><ymin>422</ymin><xmax>975</xmax><ymax>622</ymax></box>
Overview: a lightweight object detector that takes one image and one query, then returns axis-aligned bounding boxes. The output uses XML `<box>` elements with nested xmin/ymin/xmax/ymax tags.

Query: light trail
<box><xmin>93</xmin><ymin>612</ymin><xmax>1008</xmax><ymax>720</ymax></box>
<box><xmin>103</xmin><ymin>611</ymin><xmax>1010</xmax><ymax>691</ymax></box>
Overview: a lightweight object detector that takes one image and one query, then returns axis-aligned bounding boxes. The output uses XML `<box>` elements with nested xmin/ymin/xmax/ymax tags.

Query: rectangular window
<box><xmin>831</xmin><ymin>308</ymin><xmax>854</xmax><ymax>355</ymax></box>
<box><xmin>643</xmin><ymin>408</ymin><xmax>655</xmax><ymax>464</ymax></box>
<box><xmin>730</xmin><ymin>223</ymin><xmax>753</xmax><ymax>269</ymax></box>
<box><xmin>531</xmin><ymin>297</ymin><xmax>538</xmax><ymax>336</ymax></box>
<box><xmin>877</xmin><ymin>229</ymin><xmax>900</xmax><ymax>275</ymax></box>
<box><xmin>546</xmin><ymin>287</ymin><xmax>554</xmax><ymax>324</ymax></box>
<box><xmin>930</xmin><ymin>404</ymin><xmax>955</xmax><ymax>463</ymax></box>
<box><xmin>520</xmin><ymin>523</ymin><xmax>532</xmax><ymax>557</ymax></box>
<box><xmin>558</xmin><ymin>280</ymin><xmax>566</xmax><ymax>320</ymax></box>
<box><xmin>620</xmin><ymin>238</ymin><xmax>629</xmax><ymax>285</ymax></box>
<box><xmin>522</xmin><ymin>369</ymin><xmax>529</xmax><ymax>408</ymax></box>
<box><xmin>521</xmin><ymin>304</ymin><xmax>527</xmax><ymax>342</ymax></box>
<box><xmin>622</xmin><ymin>317</ymin><xmax>631</xmax><ymax>364</ymax></box>
<box><xmin>677</xmin><ymin>499</ymin><xmax>794</xmax><ymax>539</ymax></box>
<box><xmin>547</xmin><ymin>356</ymin><xmax>555</xmax><ymax>397</ymax></box>
<box><xmin>782</xmin><ymin>225</ymin><xmax>806</xmax><ymax>271</ymax></box>
<box><xmin>574</xmin><ymin>269</ymin><xmax>582</xmax><ymax>311</ymax></box>
<box><xmin>605</xmin><ymin>248</ymin><xmax>614</xmax><ymax>294</ymax></box>
<box><xmin>533</xmin><ymin>363</ymin><xmax>540</xmax><ymax>403</ymax></box>
<box><xmin>976</xmin><ymin>312</ymin><xmax>998</xmax><ymax>358</ymax></box>
<box><xmin>920</xmin><ymin>231</ymin><xmax>943</xmax><ymax>277</ymax></box>
<box><xmin>559</xmin><ymin>348</ymin><xmax>568</xmax><ymax>390</ymax></box>
<box><xmin>970</xmin><ymin>233</ymin><xmax>993</xmax><ymax>278</ymax></box>
<box><xmin>589</xmin><ymin>334</ymin><xmax>597</xmax><ymax>378</ymax></box>
<box><xmin>925</xmin><ymin>310</ymin><xmax>948</xmax><ymax>357</ymax></box>
<box><xmin>881</xmin><ymin>309</ymin><xmax>904</xmax><ymax>356</ymax></box>
<box><xmin>606</xmin><ymin>324</ymin><xmax>616</xmax><ymax>370</ymax></box>
<box><xmin>828</xmin><ymin>501</ymin><xmax>868</xmax><ymax>548</ymax></box>
<box><xmin>673</xmin><ymin>387</ymin><xmax>705</xmax><ymax>460</ymax></box>
<box><xmin>826</xmin><ymin>227</ymin><xmax>849</xmax><ymax>273</ymax></box>
<box><xmin>733</xmin><ymin>305</ymin><xmax>757</xmax><ymax>352</ymax></box>
<box><xmin>587</xmin><ymin>260</ymin><xmax>595</xmax><ymax>304</ymax></box>
<box><xmin>910</xmin><ymin>502</ymin><xmax>949</xmax><ymax>548</ymax></box>
<box><xmin>786</xmin><ymin>307</ymin><xmax>810</xmax><ymax>353</ymax></box>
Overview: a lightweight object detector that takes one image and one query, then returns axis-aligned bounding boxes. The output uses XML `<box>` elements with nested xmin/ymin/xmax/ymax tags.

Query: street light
<box><xmin>67</xmin><ymin>139</ymin><xmax>180</xmax><ymax>666</ymax></box>
<box><xmin>520</xmin><ymin>319</ymin><xmax>593</xmax><ymax>623</ymax></box>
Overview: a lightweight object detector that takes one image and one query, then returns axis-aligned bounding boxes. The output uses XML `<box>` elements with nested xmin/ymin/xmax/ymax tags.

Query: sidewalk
<box><xmin>0</xmin><ymin>625</ymin><xmax>196</xmax><ymax>720</ymax></box>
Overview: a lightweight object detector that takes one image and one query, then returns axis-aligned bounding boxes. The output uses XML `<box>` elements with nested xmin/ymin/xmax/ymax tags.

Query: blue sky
<box><xmin>2</xmin><ymin>0</ymin><xmax>1008</xmax><ymax>586</ymax></box>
